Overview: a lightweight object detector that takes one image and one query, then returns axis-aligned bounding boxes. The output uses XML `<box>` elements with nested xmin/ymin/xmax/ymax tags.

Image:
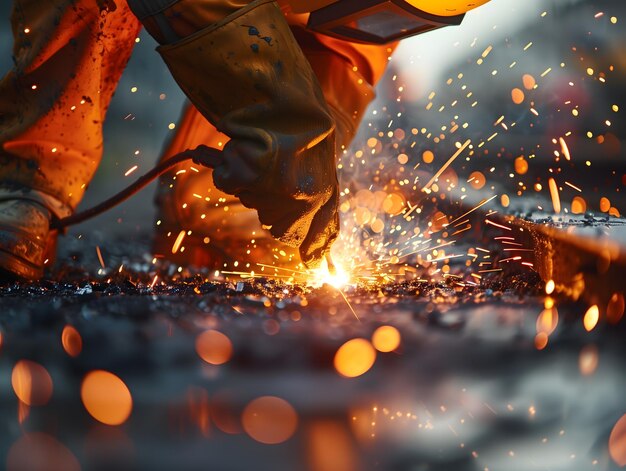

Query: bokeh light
<box><xmin>511</xmin><ymin>87</ymin><xmax>525</xmax><ymax>104</ymax></box>
<box><xmin>606</xmin><ymin>293</ymin><xmax>625</xmax><ymax>324</ymax></box>
<box><xmin>536</xmin><ymin>307</ymin><xmax>559</xmax><ymax>336</ymax></box>
<box><xmin>11</xmin><ymin>360</ymin><xmax>53</xmax><ymax>406</ymax></box>
<box><xmin>307</xmin><ymin>420</ymin><xmax>357</xmax><ymax>471</ymax></box>
<box><xmin>334</xmin><ymin>339</ymin><xmax>376</xmax><ymax>378</ymax></box>
<box><xmin>609</xmin><ymin>414</ymin><xmax>626</xmax><ymax>467</ymax></box>
<box><xmin>578</xmin><ymin>344</ymin><xmax>599</xmax><ymax>376</ymax></box>
<box><xmin>534</xmin><ymin>332</ymin><xmax>548</xmax><ymax>350</ymax></box>
<box><xmin>522</xmin><ymin>73</ymin><xmax>536</xmax><ymax>90</ymax></box>
<box><xmin>583</xmin><ymin>305</ymin><xmax>599</xmax><ymax>332</ymax></box>
<box><xmin>7</xmin><ymin>433</ymin><xmax>80</xmax><ymax>471</ymax></box>
<box><xmin>242</xmin><ymin>396</ymin><xmax>298</xmax><ymax>445</ymax></box>
<box><xmin>195</xmin><ymin>329</ymin><xmax>233</xmax><ymax>365</ymax></box>
<box><xmin>61</xmin><ymin>325</ymin><xmax>83</xmax><ymax>357</ymax></box>
<box><xmin>211</xmin><ymin>390</ymin><xmax>242</xmax><ymax>435</ymax></box>
<box><xmin>81</xmin><ymin>370</ymin><xmax>132</xmax><ymax>426</ymax></box>
<box><xmin>371</xmin><ymin>326</ymin><xmax>401</xmax><ymax>353</ymax></box>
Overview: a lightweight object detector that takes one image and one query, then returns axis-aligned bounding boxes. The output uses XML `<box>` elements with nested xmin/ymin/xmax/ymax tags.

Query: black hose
<box><xmin>51</xmin><ymin>147</ymin><xmax>222</xmax><ymax>230</ymax></box>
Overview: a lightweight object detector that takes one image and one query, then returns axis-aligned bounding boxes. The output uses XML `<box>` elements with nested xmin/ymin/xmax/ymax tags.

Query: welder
<box><xmin>0</xmin><ymin>0</ymin><xmax>489</xmax><ymax>280</ymax></box>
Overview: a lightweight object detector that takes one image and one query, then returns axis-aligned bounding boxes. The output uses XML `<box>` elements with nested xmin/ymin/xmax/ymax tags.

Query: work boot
<box><xmin>131</xmin><ymin>0</ymin><xmax>341</xmax><ymax>270</ymax></box>
<box><xmin>0</xmin><ymin>1</ymin><xmax>141</xmax><ymax>279</ymax></box>
<box><xmin>0</xmin><ymin>190</ymin><xmax>62</xmax><ymax>280</ymax></box>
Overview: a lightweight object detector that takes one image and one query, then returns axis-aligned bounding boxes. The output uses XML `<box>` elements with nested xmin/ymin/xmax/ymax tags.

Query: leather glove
<box><xmin>147</xmin><ymin>0</ymin><xmax>339</xmax><ymax>267</ymax></box>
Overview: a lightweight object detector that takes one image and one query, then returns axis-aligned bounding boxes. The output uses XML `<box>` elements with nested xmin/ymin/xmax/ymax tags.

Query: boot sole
<box><xmin>0</xmin><ymin>247</ymin><xmax>42</xmax><ymax>280</ymax></box>
<box><xmin>0</xmin><ymin>224</ymin><xmax>52</xmax><ymax>281</ymax></box>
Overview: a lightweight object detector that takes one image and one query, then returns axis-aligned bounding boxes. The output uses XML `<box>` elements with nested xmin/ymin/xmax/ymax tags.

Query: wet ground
<box><xmin>1</xmin><ymin>236</ymin><xmax>625</xmax><ymax>471</ymax></box>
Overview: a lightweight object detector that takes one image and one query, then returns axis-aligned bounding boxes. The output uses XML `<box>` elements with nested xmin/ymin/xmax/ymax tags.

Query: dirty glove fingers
<box><xmin>299</xmin><ymin>187</ymin><xmax>339</xmax><ymax>268</ymax></box>
<box><xmin>210</xmin><ymin>140</ymin><xmax>269</xmax><ymax>195</ymax></box>
<box><xmin>188</xmin><ymin>144</ymin><xmax>225</xmax><ymax>169</ymax></box>
<box><xmin>237</xmin><ymin>192</ymin><xmax>312</xmax><ymax>248</ymax></box>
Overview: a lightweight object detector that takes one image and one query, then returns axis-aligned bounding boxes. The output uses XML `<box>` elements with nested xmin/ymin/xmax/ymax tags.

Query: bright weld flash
<box><xmin>310</xmin><ymin>254</ymin><xmax>350</xmax><ymax>288</ymax></box>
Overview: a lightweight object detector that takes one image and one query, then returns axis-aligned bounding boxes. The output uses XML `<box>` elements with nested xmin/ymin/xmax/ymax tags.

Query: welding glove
<box><xmin>129</xmin><ymin>0</ymin><xmax>339</xmax><ymax>267</ymax></box>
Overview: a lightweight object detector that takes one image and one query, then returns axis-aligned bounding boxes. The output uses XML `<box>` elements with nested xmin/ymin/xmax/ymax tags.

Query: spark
<box><xmin>95</xmin><ymin>246</ymin><xmax>105</xmax><ymax>269</ymax></box>
<box><xmin>124</xmin><ymin>165</ymin><xmax>138</xmax><ymax>177</ymax></box>
<box><xmin>428</xmin><ymin>254</ymin><xmax>466</xmax><ymax>263</ymax></box>
<box><xmin>485</xmin><ymin>219</ymin><xmax>511</xmax><ymax>231</ymax></box>
<box><xmin>171</xmin><ymin>230</ymin><xmax>186</xmax><ymax>254</ymax></box>
<box><xmin>499</xmin><ymin>256</ymin><xmax>522</xmax><ymax>263</ymax></box>
<box><xmin>541</xmin><ymin>67</ymin><xmax>552</xmax><ymax>77</ymax></box>
<box><xmin>447</xmin><ymin>195</ymin><xmax>498</xmax><ymax>226</ymax></box>
<box><xmin>559</xmin><ymin>137</ymin><xmax>571</xmax><ymax>160</ymax></box>
<box><xmin>548</xmin><ymin>178</ymin><xmax>561</xmax><ymax>213</ymax></box>
<box><xmin>422</xmin><ymin>139</ymin><xmax>471</xmax><ymax>192</ymax></box>
<box><xmin>565</xmin><ymin>181</ymin><xmax>582</xmax><ymax>192</ymax></box>
<box><xmin>450</xmin><ymin>225</ymin><xmax>472</xmax><ymax>237</ymax></box>
<box><xmin>256</xmin><ymin>263</ymin><xmax>309</xmax><ymax>276</ymax></box>
<box><xmin>337</xmin><ymin>288</ymin><xmax>360</xmax><ymax>322</ymax></box>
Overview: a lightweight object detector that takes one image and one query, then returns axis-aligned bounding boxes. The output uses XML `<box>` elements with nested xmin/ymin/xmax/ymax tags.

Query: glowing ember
<box><xmin>81</xmin><ymin>370</ymin><xmax>133</xmax><ymax>426</ymax></box>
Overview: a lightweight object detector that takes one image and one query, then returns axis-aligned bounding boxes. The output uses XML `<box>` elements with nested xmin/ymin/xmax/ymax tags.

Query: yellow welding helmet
<box><xmin>295</xmin><ymin>0</ymin><xmax>492</xmax><ymax>44</ymax></box>
<box><xmin>405</xmin><ymin>0</ymin><xmax>491</xmax><ymax>16</ymax></box>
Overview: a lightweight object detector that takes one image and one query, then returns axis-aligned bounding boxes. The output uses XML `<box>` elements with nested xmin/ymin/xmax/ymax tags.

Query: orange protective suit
<box><xmin>0</xmin><ymin>0</ymin><xmax>394</xmax><ymax>277</ymax></box>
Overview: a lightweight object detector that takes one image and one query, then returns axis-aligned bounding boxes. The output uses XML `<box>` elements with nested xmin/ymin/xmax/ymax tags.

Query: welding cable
<box><xmin>51</xmin><ymin>146</ymin><xmax>223</xmax><ymax>230</ymax></box>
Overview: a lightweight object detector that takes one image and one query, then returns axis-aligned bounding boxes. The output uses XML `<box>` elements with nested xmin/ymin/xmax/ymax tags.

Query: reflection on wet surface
<box><xmin>1</xmin><ymin>274</ymin><xmax>625</xmax><ymax>471</ymax></box>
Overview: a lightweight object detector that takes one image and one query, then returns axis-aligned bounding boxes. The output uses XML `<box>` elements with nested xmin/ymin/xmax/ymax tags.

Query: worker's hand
<box><xmin>191</xmin><ymin>138</ymin><xmax>339</xmax><ymax>268</ymax></box>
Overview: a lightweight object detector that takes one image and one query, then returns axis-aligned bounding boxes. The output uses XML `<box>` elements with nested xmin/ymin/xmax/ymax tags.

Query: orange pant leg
<box><xmin>0</xmin><ymin>0</ymin><xmax>141</xmax><ymax>214</ymax></box>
